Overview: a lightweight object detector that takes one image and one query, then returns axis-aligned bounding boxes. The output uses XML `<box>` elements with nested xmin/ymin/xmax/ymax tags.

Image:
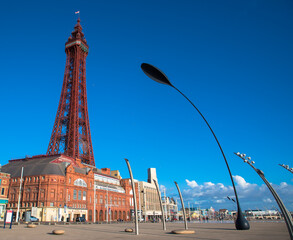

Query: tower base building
<box><xmin>2</xmin><ymin>155</ymin><xmax>138</xmax><ymax>222</ymax></box>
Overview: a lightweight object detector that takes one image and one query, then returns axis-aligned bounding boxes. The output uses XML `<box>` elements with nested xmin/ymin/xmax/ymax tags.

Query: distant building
<box><xmin>245</xmin><ymin>209</ymin><xmax>280</xmax><ymax>220</ymax></box>
<box><xmin>0</xmin><ymin>170</ymin><xmax>10</xmax><ymax>221</ymax></box>
<box><xmin>162</xmin><ymin>196</ymin><xmax>178</xmax><ymax>220</ymax></box>
<box><xmin>219</xmin><ymin>209</ymin><xmax>229</xmax><ymax>215</ymax></box>
<box><xmin>139</xmin><ymin>168</ymin><xmax>162</xmax><ymax>221</ymax></box>
<box><xmin>138</xmin><ymin>168</ymin><xmax>177</xmax><ymax>221</ymax></box>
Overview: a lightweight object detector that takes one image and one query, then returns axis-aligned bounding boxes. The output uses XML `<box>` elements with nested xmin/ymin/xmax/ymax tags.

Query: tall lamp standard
<box><xmin>235</xmin><ymin>152</ymin><xmax>293</xmax><ymax>240</ymax></box>
<box><xmin>279</xmin><ymin>164</ymin><xmax>293</xmax><ymax>174</ymax></box>
<box><xmin>141</xmin><ymin>63</ymin><xmax>250</xmax><ymax>230</ymax></box>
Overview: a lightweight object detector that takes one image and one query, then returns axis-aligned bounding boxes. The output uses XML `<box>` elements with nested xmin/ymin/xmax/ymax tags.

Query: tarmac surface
<box><xmin>0</xmin><ymin>221</ymin><xmax>289</xmax><ymax>240</ymax></box>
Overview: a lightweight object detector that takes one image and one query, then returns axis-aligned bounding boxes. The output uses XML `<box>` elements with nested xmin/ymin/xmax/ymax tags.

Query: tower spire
<box><xmin>47</xmin><ymin>20</ymin><xmax>95</xmax><ymax>166</ymax></box>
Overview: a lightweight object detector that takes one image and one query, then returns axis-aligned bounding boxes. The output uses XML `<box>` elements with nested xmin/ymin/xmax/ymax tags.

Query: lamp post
<box><xmin>235</xmin><ymin>152</ymin><xmax>293</xmax><ymax>239</ymax></box>
<box><xmin>174</xmin><ymin>181</ymin><xmax>188</xmax><ymax>230</ymax></box>
<box><xmin>279</xmin><ymin>164</ymin><xmax>293</xmax><ymax>174</ymax></box>
<box><xmin>153</xmin><ymin>179</ymin><xmax>166</xmax><ymax>231</ymax></box>
<box><xmin>141</xmin><ymin>63</ymin><xmax>250</xmax><ymax>230</ymax></box>
<box><xmin>125</xmin><ymin>158</ymin><xmax>139</xmax><ymax>235</ymax></box>
<box><xmin>16</xmin><ymin>167</ymin><xmax>24</xmax><ymax>223</ymax></box>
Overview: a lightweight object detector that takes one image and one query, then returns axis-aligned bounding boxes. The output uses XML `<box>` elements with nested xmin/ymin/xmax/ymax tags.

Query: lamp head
<box><xmin>141</xmin><ymin>63</ymin><xmax>173</xmax><ymax>86</ymax></box>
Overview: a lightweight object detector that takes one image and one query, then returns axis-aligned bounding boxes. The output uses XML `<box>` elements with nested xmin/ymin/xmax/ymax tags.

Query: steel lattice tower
<box><xmin>47</xmin><ymin>19</ymin><xmax>95</xmax><ymax>166</ymax></box>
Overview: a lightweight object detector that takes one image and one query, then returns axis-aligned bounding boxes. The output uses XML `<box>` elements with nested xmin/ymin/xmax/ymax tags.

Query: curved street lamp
<box><xmin>279</xmin><ymin>164</ymin><xmax>293</xmax><ymax>174</ymax></box>
<box><xmin>141</xmin><ymin>63</ymin><xmax>250</xmax><ymax>230</ymax></box>
<box><xmin>124</xmin><ymin>158</ymin><xmax>139</xmax><ymax>235</ymax></box>
<box><xmin>235</xmin><ymin>152</ymin><xmax>293</xmax><ymax>239</ymax></box>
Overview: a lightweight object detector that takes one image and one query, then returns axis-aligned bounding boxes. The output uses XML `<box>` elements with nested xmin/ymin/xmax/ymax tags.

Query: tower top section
<box><xmin>65</xmin><ymin>19</ymin><xmax>88</xmax><ymax>53</ymax></box>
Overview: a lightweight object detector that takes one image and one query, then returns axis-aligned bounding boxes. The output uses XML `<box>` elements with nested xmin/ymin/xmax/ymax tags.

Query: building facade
<box><xmin>139</xmin><ymin>168</ymin><xmax>162</xmax><ymax>221</ymax></box>
<box><xmin>0</xmin><ymin>171</ymin><xmax>10</xmax><ymax>221</ymax></box>
<box><xmin>2</xmin><ymin>154</ymin><xmax>138</xmax><ymax>222</ymax></box>
<box><xmin>162</xmin><ymin>196</ymin><xmax>178</xmax><ymax>221</ymax></box>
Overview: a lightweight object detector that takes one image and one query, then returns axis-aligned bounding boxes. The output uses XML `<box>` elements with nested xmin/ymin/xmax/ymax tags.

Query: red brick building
<box><xmin>2</xmin><ymin>154</ymin><xmax>139</xmax><ymax>222</ymax></box>
<box><xmin>0</xmin><ymin>171</ymin><xmax>10</xmax><ymax>221</ymax></box>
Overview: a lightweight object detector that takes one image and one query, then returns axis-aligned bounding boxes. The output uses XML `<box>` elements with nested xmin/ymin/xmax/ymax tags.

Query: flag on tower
<box><xmin>75</xmin><ymin>11</ymin><xmax>80</xmax><ymax>14</ymax></box>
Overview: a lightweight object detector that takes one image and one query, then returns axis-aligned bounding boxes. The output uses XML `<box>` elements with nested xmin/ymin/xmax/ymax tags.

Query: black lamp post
<box><xmin>141</xmin><ymin>63</ymin><xmax>250</xmax><ymax>230</ymax></box>
<box><xmin>235</xmin><ymin>152</ymin><xmax>293</xmax><ymax>239</ymax></box>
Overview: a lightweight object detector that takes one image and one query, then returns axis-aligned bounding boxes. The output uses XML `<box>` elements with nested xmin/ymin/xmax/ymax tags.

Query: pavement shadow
<box><xmin>197</xmin><ymin>227</ymin><xmax>235</xmax><ymax>231</ymax></box>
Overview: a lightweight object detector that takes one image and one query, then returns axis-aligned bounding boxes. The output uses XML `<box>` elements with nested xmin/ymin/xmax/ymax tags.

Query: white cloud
<box><xmin>280</xmin><ymin>182</ymin><xmax>288</xmax><ymax>188</ymax></box>
<box><xmin>180</xmin><ymin>177</ymin><xmax>293</xmax><ymax>211</ymax></box>
<box><xmin>263</xmin><ymin>198</ymin><xmax>273</xmax><ymax>203</ymax></box>
<box><xmin>233</xmin><ymin>175</ymin><xmax>250</xmax><ymax>188</ymax></box>
<box><xmin>160</xmin><ymin>184</ymin><xmax>166</xmax><ymax>192</ymax></box>
<box><xmin>204</xmin><ymin>182</ymin><xmax>215</xmax><ymax>187</ymax></box>
<box><xmin>186</xmin><ymin>179</ymin><xmax>198</xmax><ymax>188</ymax></box>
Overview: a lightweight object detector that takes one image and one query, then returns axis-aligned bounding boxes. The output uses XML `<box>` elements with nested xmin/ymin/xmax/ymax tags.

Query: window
<box><xmin>50</xmin><ymin>202</ymin><xmax>54</xmax><ymax>207</ymax></box>
<box><xmin>40</xmin><ymin>189</ymin><xmax>45</xmax><ymax>199</ymax></box>
<box><xmin>83</xmin><ymin>191</ymin><xmax>86</xmax><ymax>200</ymax></box>
<box><xmin>73</xmin><ymin>190</ymin><xmax>77</xmax><ymax>200</ymax></box>
<box><xmin>74</xmin><ymin>179</ymin><xmax>87</xmax><ymax>187</ymax></box>
<box><xmin>1</xmin><ymin>188</ymin><xmax>5</xmax><ymax>195</ymax></box>
<box><xmin>78</xmin><ymin>190</ymin><xmax>81</xmax><ymax>200</ymax></box>
<box><xmin>42</xmin><ymin>176</ymin><xmax>45</xmax><ymax>180</ymax></box>
<box><xmin>69</xmin><ymin>178</ymin><xmax>71</xmax><ymax>184</ymax></box>
<box><xmin>99</xmin><ymin>195</ymin><xmax>103</xmax><ymax>204</ymax></box>
<box><xmin>50</xmin><ymin>189</ymin><xmax>55</xmax><ymax>198</ymax></box>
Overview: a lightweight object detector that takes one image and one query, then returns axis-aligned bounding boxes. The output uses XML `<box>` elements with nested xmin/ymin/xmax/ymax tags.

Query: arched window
<box><xmin>74</xmin><ymin>179</ymin><xmax>87</xmax><ymax>187</ymax></box>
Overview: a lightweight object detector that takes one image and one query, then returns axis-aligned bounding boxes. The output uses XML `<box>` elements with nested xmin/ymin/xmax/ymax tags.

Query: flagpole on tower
<box><xmin>75</xmin><ymin>11</ymin><xmax>80</xmax><ymax>20</ymax></box>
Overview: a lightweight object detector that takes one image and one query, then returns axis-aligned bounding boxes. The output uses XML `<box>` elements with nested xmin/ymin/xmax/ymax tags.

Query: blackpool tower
<box><xmin>47</xmin><ymin>19</ymin><xmax>95</xmax><ymax>166</ymax></box>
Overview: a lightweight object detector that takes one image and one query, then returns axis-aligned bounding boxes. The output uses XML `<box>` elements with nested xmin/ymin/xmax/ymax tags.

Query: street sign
<box><xmin>4</xmin><ymin>210</ymin><xmax>13</xmax><ymax>229</ymax></box>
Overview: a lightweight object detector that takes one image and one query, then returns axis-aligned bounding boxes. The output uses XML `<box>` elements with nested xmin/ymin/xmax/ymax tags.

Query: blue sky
<box><xmin>1</xmin><ymin>0</ymin><xmax>293</xmax><ymax>211</ymax></box>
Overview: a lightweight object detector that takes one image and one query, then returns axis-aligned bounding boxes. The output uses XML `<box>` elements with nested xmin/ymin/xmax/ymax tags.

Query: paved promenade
<box><xmin>0</xmin><ymin>221</ymin><xmax>289</xmax><ymax>240</ymax></box>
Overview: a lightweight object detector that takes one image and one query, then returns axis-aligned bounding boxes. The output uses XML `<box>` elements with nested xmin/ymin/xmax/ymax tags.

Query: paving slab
<box><xmin>0</xmin><ymin>221</ymin><xmax>289</xmax><ymax>240</ymax></box>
